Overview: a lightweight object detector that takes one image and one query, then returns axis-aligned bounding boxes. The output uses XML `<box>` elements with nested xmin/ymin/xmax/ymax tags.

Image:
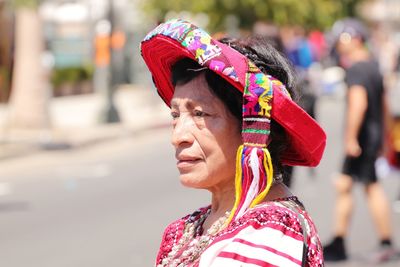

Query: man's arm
<box><xmin>382</xmin><ymin>87</ymin><xmax>394</xmax><ymax>154</ymax></box>
<box><xmin>345</xmin><ymin>85</ymin><xmax>368</xmax><ymax>157</ymax></box>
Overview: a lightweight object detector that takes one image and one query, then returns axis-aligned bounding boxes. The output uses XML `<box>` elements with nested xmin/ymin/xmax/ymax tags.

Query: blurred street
<box><xmin>0</xmin><ymin>94</ymin><xmax>399</xmax><ymax>267</ymax></box>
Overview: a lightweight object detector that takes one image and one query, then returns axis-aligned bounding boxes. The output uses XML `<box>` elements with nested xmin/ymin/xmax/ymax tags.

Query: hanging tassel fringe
<box><xmin>226</xmin><ymin>145</ymin><xmax>274</xmax><ymax>226</ymax></box>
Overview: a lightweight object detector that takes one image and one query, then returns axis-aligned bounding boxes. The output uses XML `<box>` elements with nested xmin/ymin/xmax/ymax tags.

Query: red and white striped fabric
<box><xmin>156</xmin><ymin>198</ymin><xmax>324</xmax><ymax>267</ymax></box>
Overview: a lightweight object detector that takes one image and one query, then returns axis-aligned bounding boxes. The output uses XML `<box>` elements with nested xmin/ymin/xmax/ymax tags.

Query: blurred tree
<box><xmin>142</xmin><ymin>0</ymin><xmax>367</xmax><ymax>31</ymax></box>
<box><xmin>0</xmin><ymin>0</ymin><xmax>13</xmax><ymax>102</ymax></box>
<box><xmin>7</xmin><ymin>0</ymin><xmax>49</xmax><ymax>128</ymax></box>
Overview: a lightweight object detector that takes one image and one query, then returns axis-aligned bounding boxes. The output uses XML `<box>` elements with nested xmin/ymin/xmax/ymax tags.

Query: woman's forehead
<box><xmin>171</xmin><ymin>74</ymin><xmax>219</xmax><ymax>107</ymax></box>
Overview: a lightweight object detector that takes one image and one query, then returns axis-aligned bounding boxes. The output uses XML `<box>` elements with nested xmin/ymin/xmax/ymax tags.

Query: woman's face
<box><xmin>170</xmin><ymin>73</ymin><xmax>242</xmax><ymax>191</ymax></box>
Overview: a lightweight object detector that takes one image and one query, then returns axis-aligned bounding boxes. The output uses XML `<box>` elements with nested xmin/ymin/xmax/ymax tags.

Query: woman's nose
<box><xmin>171</xmin><ymin>116</ymin><xmax>194</xmax><ymax>148</ymax></box>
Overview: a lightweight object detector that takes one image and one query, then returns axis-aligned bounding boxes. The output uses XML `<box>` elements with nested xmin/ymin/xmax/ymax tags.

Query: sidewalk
<box><xmin>0</xmin><ymin>84</ymin><xmax>171</xmax><ymax>160</ymax></box>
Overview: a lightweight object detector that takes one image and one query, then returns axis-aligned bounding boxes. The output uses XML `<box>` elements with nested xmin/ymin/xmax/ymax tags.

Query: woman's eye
<box><xmin>194</xmin><ymin>110</ymin><xmax>206</xmax><ymax>117</ymax></box>
<box><xmin>171</xmin><ymin>111</ymin><xmax>179</xmax><ymax>119</ymax></box>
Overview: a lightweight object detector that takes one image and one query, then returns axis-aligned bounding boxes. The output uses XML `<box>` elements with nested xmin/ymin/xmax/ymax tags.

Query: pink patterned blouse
<box><xmin>156</xmin><ymin>197</ymin><xmax>324</xmax><ymax>266</ymax></box>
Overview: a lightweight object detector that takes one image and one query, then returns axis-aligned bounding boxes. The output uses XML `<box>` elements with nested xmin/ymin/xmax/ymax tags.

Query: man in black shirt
<box><xmin>324</xmin><ymin>19</ymin><xmax>396</xmax><ymax>263</ymax></box>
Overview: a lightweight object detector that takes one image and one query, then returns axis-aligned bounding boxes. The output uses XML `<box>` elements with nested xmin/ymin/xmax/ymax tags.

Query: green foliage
<box><xmin>51</xmin><ymin>65</ymin><xmax>94</xmax><ymax>88</ymax></box>
<box><xmin>13</xmin><ymin>0</ymin><xmax>41</xmax><ymax>9</ymax></box>
<box><xmin>0</xmin><ymin>66</ymin><xmax>10</xmax><ymax>101</ymax></box>
<box><xmin>142</xmin><ymin>0</ymin><xmax>367</xmax><ymax>31</ymax></box>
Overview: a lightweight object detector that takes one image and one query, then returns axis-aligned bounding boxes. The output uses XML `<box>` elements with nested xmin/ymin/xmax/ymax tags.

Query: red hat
<box><xmin>141</xmin><ymin>19</ymin><xmax>326</xmax><ymax>167</ymax></box>
<box><xmin>141</xmin><ymin>19</ymin><xmax>327</xmax><ymax>222</ymax></box>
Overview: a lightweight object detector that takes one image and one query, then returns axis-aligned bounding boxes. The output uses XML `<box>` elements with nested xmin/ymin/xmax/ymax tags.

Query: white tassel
<box><xmin>237</xmin><ymin>149</ymin><xmax>260</xmax><ymax>217</ymax></box>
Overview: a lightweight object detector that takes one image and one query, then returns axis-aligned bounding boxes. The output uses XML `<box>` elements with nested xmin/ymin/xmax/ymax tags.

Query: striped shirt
<box><xmin>156</xmin><ymin>198</ymin><xmax>324</xmax><ymax>266</ymax></box>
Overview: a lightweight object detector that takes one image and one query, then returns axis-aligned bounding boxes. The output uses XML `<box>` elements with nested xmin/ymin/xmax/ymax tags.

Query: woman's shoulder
<box><xmin>163</xmin><ymin>205</ymin><xmax>211</xmax><ymax>233</ymax></box>
<box><xmin>203</xmin><ymin>197</ymin><xmax>323</xmax><ymax>266</ymax></box>
<box><xmin>235</xmin><ymin>197</ymin><xmax>322</xmax><ymax>250</ymax></box>
<box><xmin>156</xmin><ymin>205</ymin><xmax>211</xmax><ymax>263</ymax></box>
<box><xmin>222</xmin><ymin>197</ymin><xmax>308</xmax><ymax>239</ymax></box>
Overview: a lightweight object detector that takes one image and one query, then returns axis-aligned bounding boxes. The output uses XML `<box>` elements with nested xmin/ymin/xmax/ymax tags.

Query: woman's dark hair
<box><xmin>172</xmin><ymin>59</ymin><xmax>243</xmax><ymax>122</ymax></box>
<box><xmin>171</xmin><ymin>36</ymin><xmax>298</xmax><ymax>179</ymax></box>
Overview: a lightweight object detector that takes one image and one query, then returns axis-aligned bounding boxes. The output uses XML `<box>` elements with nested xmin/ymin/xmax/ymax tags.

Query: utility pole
<box><xmin>104</xmin><ymin>0</ymin><xmax>120</xmax><ymax>123</ymax></box>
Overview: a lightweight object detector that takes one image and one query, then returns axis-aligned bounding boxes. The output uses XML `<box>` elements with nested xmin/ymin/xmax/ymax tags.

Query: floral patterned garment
<box><xmin>156</xmin><ymin>197</ymin><xmax>324</xmax><ymax>267</ymax></box>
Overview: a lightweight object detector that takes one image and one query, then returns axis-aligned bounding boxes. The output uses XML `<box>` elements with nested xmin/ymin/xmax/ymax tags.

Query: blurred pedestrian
<box><xmin>323</xmin><ymin>18</ymin><xmax>397</xmax><ymax>263</ymax></box>
<box><xmin>141</xmin><ymin>19</ymin><xmax>327</xmax><ymax>266</ymax></box>
<box><xmin>280</xmin><ymin>25</ymin><xmax>323</xmax><ymax>186</ymax></box>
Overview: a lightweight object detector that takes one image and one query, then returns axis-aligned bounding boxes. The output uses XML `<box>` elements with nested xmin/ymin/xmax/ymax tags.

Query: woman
<box><xmin>141</xmin><ymin>19</ymin><xmax>326</xmax><ymax>267</ymax></box>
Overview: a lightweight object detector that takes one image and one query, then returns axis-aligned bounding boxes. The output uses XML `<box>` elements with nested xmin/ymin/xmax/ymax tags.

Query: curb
<box><xmin>0</xmin><ymin>85</ymin><xmax>172</xmax><ymax>161</ymax></box>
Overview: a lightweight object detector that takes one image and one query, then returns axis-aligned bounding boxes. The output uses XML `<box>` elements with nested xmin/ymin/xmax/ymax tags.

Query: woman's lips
<box><xmin>176</xmin><ymin>158</ymin><xmax>202</xmax><ymax>168</ymax></box>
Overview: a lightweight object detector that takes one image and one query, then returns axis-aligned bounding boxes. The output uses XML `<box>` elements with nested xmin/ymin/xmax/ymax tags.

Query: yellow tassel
<box><xmin>249</xmin><ymin>148</ymin><xmax>274</xmax><ymax>208</ymax></box>
<box><xmin>225</xmin><ymin>145</ymin><xmax>244</xmax><ymax>226</ymax></box>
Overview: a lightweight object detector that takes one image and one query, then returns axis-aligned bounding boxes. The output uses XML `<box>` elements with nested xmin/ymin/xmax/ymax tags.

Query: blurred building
<box><xmin>360</xmin><ymin>0</ymin><xmax>400</xmax><ymax>64</ymax></box>
<box><xmin>360</xmin><ymin>0</ymin><xmax>400</xmax><ymax>29</ymax></box>
<box><xmin>360</xmin><ymin>0</ymin><xmax>400</xmax><ymax>115</ymax></box>
<box><xmin>39</xmin><ymin>0</ymin><xmax>152</xmax><ymax>96</ymax></box>
<box><xmin>41</xmin><ymin>2</ymin><xmax>91</xmax><ymax>68</ymax></box>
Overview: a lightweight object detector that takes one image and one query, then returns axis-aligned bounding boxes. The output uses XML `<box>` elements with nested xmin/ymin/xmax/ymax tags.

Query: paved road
<box><xmin>0</xmin><ymin>96</ymin><xmax>399</xmax><ymax>267</ymax></box>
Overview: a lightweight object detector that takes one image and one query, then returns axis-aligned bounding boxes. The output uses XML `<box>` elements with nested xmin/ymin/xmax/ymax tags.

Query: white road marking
<box><xmin>56</xmin><ymin>163</ymin><xmax>112</xmax><ymax>180</ymax></box>
<box><xmin>0</xmin><ymin>182</ymin><xmax>12</xmax><ymax>196</ymax></box>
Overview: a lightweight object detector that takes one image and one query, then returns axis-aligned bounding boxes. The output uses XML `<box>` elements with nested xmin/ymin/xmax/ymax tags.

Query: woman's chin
<box><xmin>179</xmin><ymin>174</ymin><xmax>205</xmax><ymax>189</ymax></box>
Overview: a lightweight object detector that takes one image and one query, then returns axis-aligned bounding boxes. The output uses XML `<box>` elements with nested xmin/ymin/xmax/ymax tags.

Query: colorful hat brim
<box><xmin>141</xmin><ymin>21</ymin><xmax>326</xmax><ymax>167</ymax></box>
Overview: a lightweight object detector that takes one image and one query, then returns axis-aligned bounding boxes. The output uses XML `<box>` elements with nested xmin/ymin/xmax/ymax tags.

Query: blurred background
<box><xmin>0</xmin><ymin>0</ymin><xmax>399</xmax><ymax>266</ymax></box>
